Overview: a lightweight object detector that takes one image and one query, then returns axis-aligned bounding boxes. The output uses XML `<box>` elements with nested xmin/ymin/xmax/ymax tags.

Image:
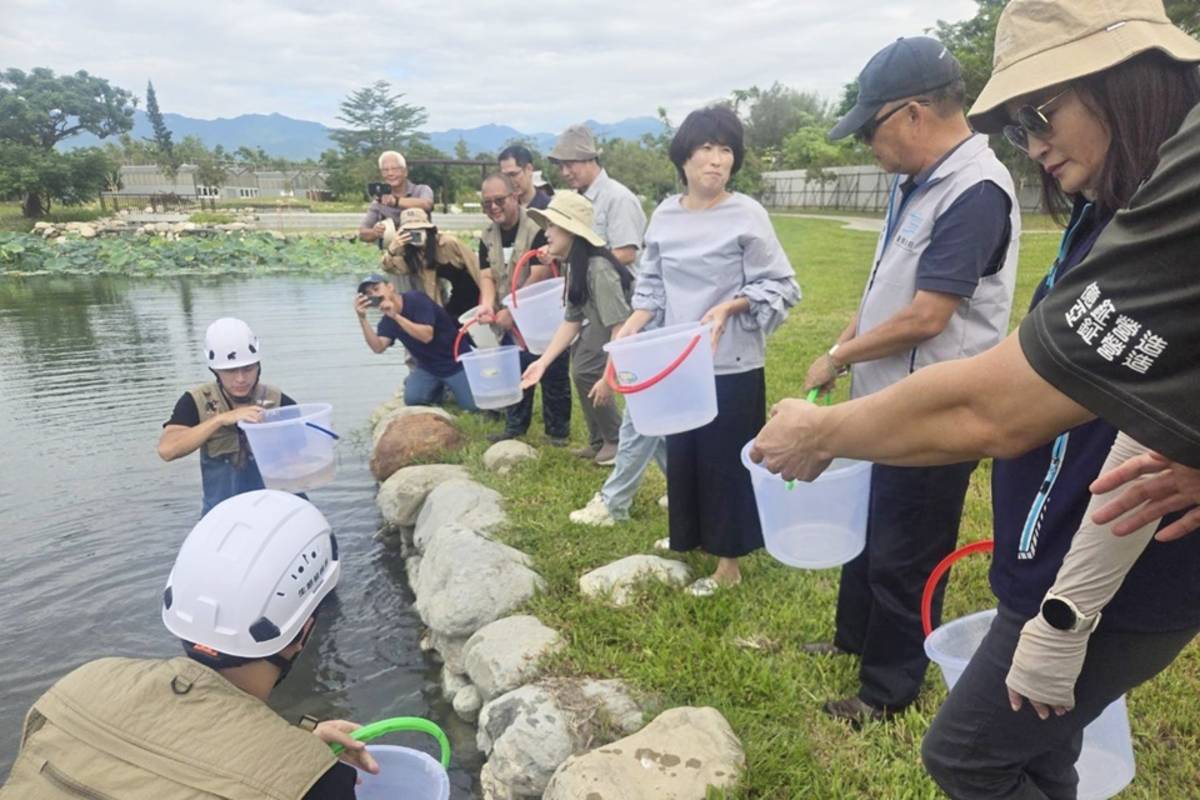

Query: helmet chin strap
<box><xmin>210</xmin><ymin>363</ymin><xmax>263</xmax><ymax>405</ymax></box>
<box><xmin>265</xmin><ymin>613</ymin><xmax>318</xmax><ymax>688</ymax></box>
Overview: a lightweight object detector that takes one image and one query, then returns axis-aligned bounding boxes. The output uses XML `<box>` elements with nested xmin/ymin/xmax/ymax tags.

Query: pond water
<box><xmin>0</xmin><ymin>275</ymin><xmax>482</xmax><ymax>795</ymax></box>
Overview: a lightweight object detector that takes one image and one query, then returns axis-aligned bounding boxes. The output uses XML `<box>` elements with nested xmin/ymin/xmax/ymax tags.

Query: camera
<box><xmin>407</xmin><ymin>229</ymin><xmax>427</xmax><ymax>249</ymax></box>
<box><xmin>358</xmin><ymin>292</ymin><xmax>383</xmax><ymax>307</ymax></box>
<box><xmin>367</xmin><ymin>182</ymin><xmax>391</xmax><ymax>199</ymax></box>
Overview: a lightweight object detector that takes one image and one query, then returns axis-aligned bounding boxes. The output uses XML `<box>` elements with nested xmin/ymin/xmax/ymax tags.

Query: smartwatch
<box><xmin>1040</xmin><ymin>593</ymin><xmax>1101</xmax><ymax>633</ymax></box>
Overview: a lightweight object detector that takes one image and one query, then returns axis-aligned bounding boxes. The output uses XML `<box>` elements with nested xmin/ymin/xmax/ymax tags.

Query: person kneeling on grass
<box><xmin>518</xmin><ymin>191</ymin><xmax>635</xmax><ymax>467</ymax></box>
<box><xmin>355</xmin><ymin>273</ymin><xmax>479</xmax><ymax>412</ymax></box>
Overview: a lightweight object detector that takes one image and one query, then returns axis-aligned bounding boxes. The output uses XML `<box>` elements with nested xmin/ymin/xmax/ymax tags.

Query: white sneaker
<box><xmin>569</xmin><ymin>493</ymin><xmax>615</xmax><ymax>527</ymax></box>
<box><xmin>657</xmin><ymin>494</ymin><xmax>669</xmax><ymax>510</ymax></box>
<box><xmin>653</xmin><ymin>537</ymin><xmax>671</xmax><ymax>551</ymax></box>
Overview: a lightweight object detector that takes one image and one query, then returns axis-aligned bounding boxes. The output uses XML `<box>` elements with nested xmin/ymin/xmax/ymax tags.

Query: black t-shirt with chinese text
<box><xmin>1019</xmin><ymin>102</ymin><xmax>1200</xmax><ymax>468</ymax></box>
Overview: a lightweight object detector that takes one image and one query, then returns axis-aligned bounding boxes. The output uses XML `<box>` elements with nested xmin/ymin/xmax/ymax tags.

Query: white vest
<box><xmin>851</xmin><ymin>134</ymin><xmax>1020</xmax><ymax>399</ymax></box>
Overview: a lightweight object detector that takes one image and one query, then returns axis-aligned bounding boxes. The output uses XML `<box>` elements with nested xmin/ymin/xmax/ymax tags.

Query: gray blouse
<box><xmin>632</xmin><ymin>192</ymin><xmax>800</xmax><ymax>374</ymax></box>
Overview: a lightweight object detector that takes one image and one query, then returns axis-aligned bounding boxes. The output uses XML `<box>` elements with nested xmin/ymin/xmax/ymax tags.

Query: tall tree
<box><xmin>329</xmin><ymin>80</ymin><xmax>429</xmax><ymax>156</ymax></box>
<box><xmin>144</xmin><ymin>80</ymin><xmax>178</xmax><ymax>180</ymax></box>
<box><xmin>0</xmin><ymin>67</ymin><xmax>135</xmax><ymax>216</ymax></box>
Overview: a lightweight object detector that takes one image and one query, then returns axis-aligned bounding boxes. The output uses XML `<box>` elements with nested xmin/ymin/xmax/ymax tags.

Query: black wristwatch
<box><xmin>1040</xmin><ymin>593</ymin><xmax>1101</xmax><ymax>633</ymax></box>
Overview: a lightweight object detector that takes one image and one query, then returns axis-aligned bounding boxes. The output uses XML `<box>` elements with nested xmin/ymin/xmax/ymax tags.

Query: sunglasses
<box><xmin>1003</xmin><ymin>89</ymin><xmax>1070</xmax><ymax>153</ymax></box>
<box><xmin>481</xmin><ymin>196</ymin><xmax>513</xmax><ymax>210</ymax></box>
<box><xmin>856</xmin><ymin>99</ymin><xmax>931</xmax><ymax>144</ymax></box>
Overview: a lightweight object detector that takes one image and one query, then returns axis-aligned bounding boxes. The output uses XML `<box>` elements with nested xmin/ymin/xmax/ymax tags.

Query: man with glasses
<box><xmin>499</xmin><ymin>144</ymin><xmax>551</xmax><ymax>210</ymax></box>
<box><xmin>475</xmin><ymin>172</ymin><xmax>570</xmax><ymax>445</ymax></box>
<box><xmin>799</xmin><ymin>36</ymin><xmax>1020</xmax><ymax>727</ymax></box>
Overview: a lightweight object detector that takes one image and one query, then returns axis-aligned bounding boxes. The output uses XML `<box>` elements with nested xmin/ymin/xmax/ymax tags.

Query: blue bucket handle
<box><xmin>305</xmin><ymin>421</ymin><xmax>340</xmax><ymax>440</ymax></box>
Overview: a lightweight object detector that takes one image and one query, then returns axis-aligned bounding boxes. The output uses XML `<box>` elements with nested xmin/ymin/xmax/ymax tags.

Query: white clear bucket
<box><xmin>602</xmin><ymin>322</ymin><xmax>717</xmax><ymax>436</ymax></box>
<box><xmin>458</xmin><ymin>307</ymin><xmax>500</xmax><ymax>348</ymax></box>
<box><xmin>355</xmin><ymin>744</ymin><xmax>450</xmax><ymax>800</ymax></box>
<box><xmin>457</xmin><ymin>344</ymin><xmax>523</xmax><ymax>410</ymax></box>
<box><xmin>740</xmin><ymin>442</ymin><xmax>870</xmax><ymax>569</ymax></box>
<box><xmin>923</xmin><ymin>544</ymin><xmax>1135</xmax><ymax>800</ymax></box>
<box><xmin>501</xmin><ymin>277</ymin><xmax>564</xmax><ymax>355</ymax></box>
<box><xmin>238</xmin><ymin>403</ymin><xmax>337</xmax><ymax>492</ymax></box>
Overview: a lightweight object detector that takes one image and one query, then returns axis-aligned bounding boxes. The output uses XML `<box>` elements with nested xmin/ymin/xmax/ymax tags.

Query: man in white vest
<box><xmin>800</xmin><ymin>37</ymin><xmax>1020</xmax><ymax>726</ymax></box>
<box><xmin>1</xmin><ymin>491</ymin><xmax>375</xmax><ymax>799</ymax></box>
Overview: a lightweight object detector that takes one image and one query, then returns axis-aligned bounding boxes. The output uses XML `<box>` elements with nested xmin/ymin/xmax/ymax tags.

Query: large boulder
<box><xmin>482</xmin><ymin>439</ymin><xmax>538</xmax><ymax>474</ymax></box>
<box><xmin>543</xmin><ymin>706</ymin><xmax>744</xmax><ymax>800</ymax></box>
<box><xmin>579</xmin><ymin>555</ymin><xmax>693</xmax><ymax>606</ymax></box>
<box><xmin>478</xmin><ymin>679</ymin><xmax>645</xmax><ymax>798</ymax></box>
<box><xmin>414</xmin><ymin>525</ymin><xmax>543</xmax><ymax>639</ymax></box>
<box><xmin>370</xmin><ymin>412</ymin><xmax>465</xmax><ymax>480</ymax></box>
<box><xmin>464</xmin><ymin>615</ymin><xmax>563</xmax><ymax>702</ymax></box>
<box><xmin>376</xmin><ymin>464</ymin><xmax>469</xmax><ymax>528</ymax></box>
<box><xmin>370</xmin><ymin>400</ymin><xmax>455</xmax><ymax>440</ymax></box>
<box><xmin>413</xmin><ymin>479</ymin><xmax>506</xmax><ymax>552</ymax></box>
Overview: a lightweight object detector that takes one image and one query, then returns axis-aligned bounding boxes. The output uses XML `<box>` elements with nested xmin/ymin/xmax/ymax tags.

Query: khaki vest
<box><xmin>188</xmin><ymin>382</ymin><xmax>282</xmax><ymax>463</ymax></box>
<box><xmin>1</xmin><ymin>657</ymin><xmax>336</xmax><ymax>800</ymax></box>
<box><xmin>380</xmin><ymin>232</ymin><xmax>482</xmax><ymax>308</ymax></box>
<box><xmin>480</xmin><ymin>208</ymin><xmax>543</xmax><ymax>297</ymax></box>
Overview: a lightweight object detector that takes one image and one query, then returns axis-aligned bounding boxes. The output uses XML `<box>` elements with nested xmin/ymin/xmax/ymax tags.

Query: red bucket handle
<box><xmin>921</xmin><ymin>539</ymin><xmax>994</xmax><ymax>638</ymax></box>
<box><xmin>604</xmin><ymin>333</ymin><xmax>703</xmax><ymax>395</ymax></box>
<box><xmin>508</xmin><ymin>249</ymin><xmax>560</xmax><ymax>309</ymax></box>
<box><xmin>453</xmin><ymin>318</ymin><xmax>476</xmax><ymax>362</ymax></box>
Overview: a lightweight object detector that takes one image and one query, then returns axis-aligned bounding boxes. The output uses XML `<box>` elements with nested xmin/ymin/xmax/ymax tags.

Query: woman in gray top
<box><xmin>618</xmin><ymin>106</ymin><xmax>800</xmax><ymax>595</ymax></box>
<box><xmin>519</xmin><ymin>193</ymin><xmax>635</xmax><ymax>415</ymax></box>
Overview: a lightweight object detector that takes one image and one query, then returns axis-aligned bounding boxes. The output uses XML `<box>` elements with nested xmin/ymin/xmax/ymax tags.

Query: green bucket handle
<box><xmin>328</xmin><ymin>716</ymin><xmax>451</xmax><ymax>769</ymax></box>
<box><xmin>783</xmin><ymin>389</ymin><xmax>832</xmax><ymax>490</ymax></box>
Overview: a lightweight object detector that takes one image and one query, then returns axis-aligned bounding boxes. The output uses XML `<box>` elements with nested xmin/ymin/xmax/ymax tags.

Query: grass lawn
<box><xmin>0</xmin><ymin>202</ymin><xmax>106</xmax><ymax>233</ymax></box>
<box><xmin>444</xmin><ymin>217</ymin><xmax>1199</xmax><ymax>798</ymax></box>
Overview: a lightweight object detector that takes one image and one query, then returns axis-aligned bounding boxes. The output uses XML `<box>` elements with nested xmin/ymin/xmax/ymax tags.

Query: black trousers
<box><xmin>505</xmin><ymin>348</ymin><xmax>571</xmax><ymax>439</ymax></box>
<box><xmin>834</xmin><ymin>460</ymin><xmax>978</xmax><ymax>710</ymax></box>
<box><xmin>922</xmin><ymin>604</ymin><xmax>1197</xmax><ymax>799</ymax></box>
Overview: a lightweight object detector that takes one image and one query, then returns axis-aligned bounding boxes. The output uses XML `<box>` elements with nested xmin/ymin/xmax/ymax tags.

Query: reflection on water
<box><xmin>0</xmin><ymin>275</ymin><xmax>481</xmax><ymax>796</ymax></box>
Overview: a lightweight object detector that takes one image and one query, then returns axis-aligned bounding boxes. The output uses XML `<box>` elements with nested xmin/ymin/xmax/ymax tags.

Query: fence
<box><xmin>761</xmin><ymin>165</ymin><xmax>1044</xmax><ymax>212</ymax></box>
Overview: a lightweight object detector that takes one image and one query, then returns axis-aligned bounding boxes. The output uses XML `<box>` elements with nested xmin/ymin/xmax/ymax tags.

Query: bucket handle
<box><xmin>328</xmin><ymin>716</ymin><xmax>451</xmax><ymax>769</ymax></box>
<box><xmin>782</xmin><ymin>389</ymin><xmax>828</xmax><ymax>489</ymax></box>
<box><xmin>921</xmin><ymin>540</ymin><xmax>994</xmax><ymax>638</ymax></box>
<box><xmin>508</xmin><ymin>249</ymin><xmax>560</xmax><ymax>309</ymax></box>
<box><xmin>304</xmin><ymin>421</ymin><xmax>339</xmax><ymax>440</ymax></box>
<box><xmin>604</xmin><ymin>333</ymin><xmax>702</xmax><ymax>394</ymax></box>
<box><xmin>453</xmin><ymin>318</ymin><xmax>476</xmax><ymax>362</ymax></box>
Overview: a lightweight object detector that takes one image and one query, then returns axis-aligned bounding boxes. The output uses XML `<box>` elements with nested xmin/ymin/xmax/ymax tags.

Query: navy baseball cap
<box><xmin>357</xmin><ymin>273</ymin><xmax>388</xmax><ymax>293</ymax></box>
<box><xmin>829</xmin><ymin>37</ymin><xmax>962</xmax><ymax>141</ymax></box>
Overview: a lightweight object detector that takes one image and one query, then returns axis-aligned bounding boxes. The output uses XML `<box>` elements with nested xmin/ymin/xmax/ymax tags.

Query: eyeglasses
<box><xmin>1003</xmin><ymin>89</ymin><xmax>1070</xmax><ymax>153</ymax></box>
<box><xmin>481</xmin><ymin>196</ymin><xmax>512</xmax><ymax>210</ymax></box>
<box><xmin>856</xmin><ymin>99</ymin><xmax>931</xmax><ymax>144</ymax></box>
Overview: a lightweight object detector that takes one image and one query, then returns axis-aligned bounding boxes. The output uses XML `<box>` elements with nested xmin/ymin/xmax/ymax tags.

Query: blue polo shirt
<box><xmin>990</xmin><ymin>199</ymin><xmax>1200</xmax><ymax>632</ymax></box>
<box><xmin>377</xmin><ymin>291</ymin><xmax>470</xmax><ymax>378</ymax></box>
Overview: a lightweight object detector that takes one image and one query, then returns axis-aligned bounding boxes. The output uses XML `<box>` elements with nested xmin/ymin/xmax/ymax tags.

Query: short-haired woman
<box><xmin>919</xmin><ymin>2</ymin><xmax>1200</xmax><ymax>797</ymax></box>
<box><xmin>617</xmin><ymin>105</ymin><xmax>800</xmax><ymax>595</ymax></box>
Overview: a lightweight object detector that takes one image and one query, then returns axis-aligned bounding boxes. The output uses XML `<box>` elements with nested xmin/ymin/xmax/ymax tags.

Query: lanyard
<box><xmin>1044</xmin><ymin>202</ymin><xmax>1093</xmax><ymax>290</ymax></box>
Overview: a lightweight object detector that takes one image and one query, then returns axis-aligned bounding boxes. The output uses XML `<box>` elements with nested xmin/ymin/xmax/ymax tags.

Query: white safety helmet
<box><xmin>162</xmin><ymin>490</ymin><xmax>340</xmax><ymax>659</ymax></box>
<box><xmin>204</xmin><ymin>317</ymin><xmax>261</xmax><ymax>370</ymax></box>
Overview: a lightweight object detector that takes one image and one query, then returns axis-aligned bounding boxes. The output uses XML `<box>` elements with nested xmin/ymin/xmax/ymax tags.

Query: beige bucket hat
<box><xmin>548</xmin><ymin>124</ymin><xmax>601</xmax><ymax>162</ymax></box>
<box><xmin>399</xmin><ymin>207</ymin><xmax>435</xmax><ymax>230</ymax></box>
<box><xmin>527</xmin><ymin>191</ymin><xmax>605</xmax><ymax>247</ymax></box>
<box><xmin>970</xmin><ymin>0</ymin><xmax>1200</xmax><ymax>133</ymax></box>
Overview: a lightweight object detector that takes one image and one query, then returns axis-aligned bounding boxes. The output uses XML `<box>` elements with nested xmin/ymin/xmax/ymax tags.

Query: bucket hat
<box><xmin>829</xmin><ymin>37</ymin><xmax>962</xmax><ymax>141</ymax></box>
<box><xmin>549</xmin><ymin>124</ymin><xmax>601</xmax><ymax>162</ymax></box>
<box><xmin>527</xmin><ymin>192</ymin><xmax>605</xmax><ymax>247</ymax></box>
<box><xmin>399</xmin><ymin>207</ymin><xmax>435</xmax><ymax>230</ymax></box>
<box><xmin>969</xmin><ymin>0</ymin><xmax>1200</xmax><ymax>133</ymax></box>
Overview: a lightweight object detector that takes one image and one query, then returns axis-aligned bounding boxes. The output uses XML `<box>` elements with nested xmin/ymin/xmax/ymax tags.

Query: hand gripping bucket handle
<box><xmin>921</xmin><ymin>540</ymin><xmax>994</xmax><ymax>637</ymax></box>
<box><xmin>329</xmin><ymin>716</ymin><xmax>451</xmax><ymax>769</ymax></box>
<box><xmin>507</xmin><ymin>249</ymin><xmax>560</xmax><ymax>308</ymax></box>
<box><xmin>604</xmin><ymin>332</ymin><xmax>704</xmax><ymax>394</ymax></box>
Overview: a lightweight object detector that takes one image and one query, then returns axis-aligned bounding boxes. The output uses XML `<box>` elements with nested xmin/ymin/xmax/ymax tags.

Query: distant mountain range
<box><xmin>60</xmin><ymin>111</ymin><xmax>666</xmax><ymax>161</ymax></box>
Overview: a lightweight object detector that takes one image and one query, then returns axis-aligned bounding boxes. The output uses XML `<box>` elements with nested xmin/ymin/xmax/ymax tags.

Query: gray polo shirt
<box><xmin>360</xmin><ymin>180</ymin><xmax>435</xmax><ymax>228</ymax></box>
<box><xmin>581</xmin><ymin>169</ymin><xmax>646</xmax><ymax>252</ymax></box>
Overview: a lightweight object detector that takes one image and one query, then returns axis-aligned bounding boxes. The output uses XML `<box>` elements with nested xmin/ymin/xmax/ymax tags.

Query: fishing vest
<box><xmin>1</xmin><ymin>657</ymin><xmax>337</xmax><ymax>800</ymax></box>
<box><xmin>188</xmin><ymin>381</ymin><xmax>283</xmax><ymax>463</ymax></box>
<box><xmin>851</xmin><ymin>134</ymin><xmax>1020</xmax><ymax>399</ymax></box>
<box><xmin>480</xmin><ymin>208</ymin><xmax>543</xmax><ymax>295</ymax></box>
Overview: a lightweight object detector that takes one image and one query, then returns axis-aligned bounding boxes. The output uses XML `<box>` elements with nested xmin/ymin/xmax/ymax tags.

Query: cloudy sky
<box><xmin>3</xmin><ymin>0</ymin><xmax>978</xmax><ymax>132</ymax></box>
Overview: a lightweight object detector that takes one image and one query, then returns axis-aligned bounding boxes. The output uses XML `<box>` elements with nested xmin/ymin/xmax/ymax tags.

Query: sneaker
<box><xmin>822</xmin><ymin>696</ymin><xmax>897</xmax><ymax>728</ymax></box>
<box><xmin>653</xmin><ymin>537</ymin><xmax>671</xmax><ymax>551</ymax></box>
<box><xmin>593</xmin><ymin>442</ymin><xmax>618</xmax><ymax>466</ymax></box>
<box><xmin>657</xmin><ymin>494</ymin><xmax>669</xmax><ymax>510</ymax></box>
<box><xmin>569</xmin><ymin>493</ymin><xmax>615</xmax><ymax>527</ymax></box>
<box><xmin>571</xmin><ymin>445</ymin><xmax>598</xmax><ymax>459</ymax></box>
<box><xmin>487</xmin><ymin>431</ymin><xmax>521</xmax><ymax>444</ymax></box>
